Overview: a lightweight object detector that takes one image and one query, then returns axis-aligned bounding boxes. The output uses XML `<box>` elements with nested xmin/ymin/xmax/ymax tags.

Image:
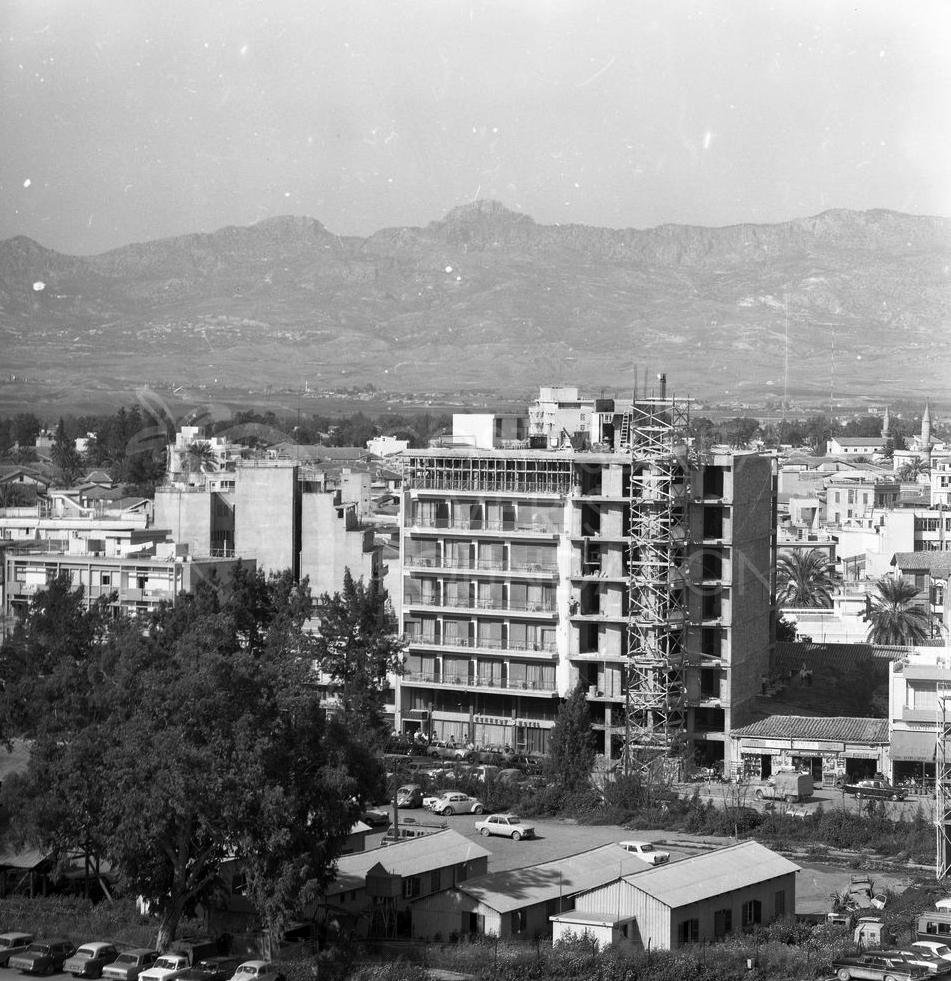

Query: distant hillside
<box><xmin>1</xmin><ymin>201</ymin><xmax>949</xmax><ymax>402</ymax></box>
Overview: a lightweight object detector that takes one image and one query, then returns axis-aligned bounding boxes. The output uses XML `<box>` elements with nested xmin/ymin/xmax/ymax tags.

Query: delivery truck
<box><xmin>753</xmin><ymin>771</ymin><xmax>813</xmax><ymax>802</ymax></box>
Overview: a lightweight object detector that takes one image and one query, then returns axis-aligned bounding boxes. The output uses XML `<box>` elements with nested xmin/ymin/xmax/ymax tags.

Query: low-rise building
<box><xmin>826</xmin><ymin>436</ymin><xmax>884</xmax><ymax>457</ymax></box>
<box><xmin>566</xmin><ymin>841</ymin><xmax>798</xmax><ymax>950</ymax></box>
<box><xmin>730</xmin><ymin>715</ymin><xmax>888</xmax><ymax>786</ymax></box>
<box><xmin>412</xmin><ymin>843</ymin><xmax>652</xmax><ymax>941</ymax></box>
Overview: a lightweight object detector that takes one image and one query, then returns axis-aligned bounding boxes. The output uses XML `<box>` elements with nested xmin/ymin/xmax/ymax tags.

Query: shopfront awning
<box><xmin>891</xmin><ymin>729</ymin><xmax>936</xmax><ymax>762</ymax></box>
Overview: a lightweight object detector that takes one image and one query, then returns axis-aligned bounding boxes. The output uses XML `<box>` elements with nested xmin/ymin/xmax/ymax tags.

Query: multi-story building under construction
<box><xmin>395</xmin><ymin>394</ymin><xmax>777</xmax><ymax>771</ymax></box>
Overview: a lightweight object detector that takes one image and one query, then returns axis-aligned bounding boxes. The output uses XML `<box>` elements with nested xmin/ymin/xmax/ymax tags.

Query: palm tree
<box><xmin>185</xmin><ymin>440</ymin><xmax>217</xmax><ymax>475</ymax></box>
<box><xmin>897</xmin><ymin>458</ymin><xmax>929</xmax><ymax>481</ymax></box>
<box><xmin>776</xmin><ymin>549</ymin><xmax>837</xmax><ymax>608</ymax></box>
<box><xmin>865</xmin><ymin>576</ymin><xmax>932</xmax><ymax>646</ymax></box>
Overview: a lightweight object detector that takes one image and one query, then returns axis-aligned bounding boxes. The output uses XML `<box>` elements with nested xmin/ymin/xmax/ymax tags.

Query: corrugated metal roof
<box><xmin>622</xmin><ymin>842</ymin><xmax>799</xmax><ymax>908</ymax></box>
<box><xmin>458</xmin><ymin>843</ymin><xmax>650</xmax><ymax>913</ymax></box>
<box><xmin>326</xmin><ymin>829</ymin><xmax>490</xmax><ymax>896</ymax></box>
<box><xmin>731</xmin><ymin>715</ymin><xmax>888</xmax><ymax>744</ymax></box>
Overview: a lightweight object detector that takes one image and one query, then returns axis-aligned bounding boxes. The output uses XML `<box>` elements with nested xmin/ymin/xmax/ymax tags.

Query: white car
<box><xmin>139</xmin><ymin>953</ymin><xmax>191</xmax><ymax>981</ymax></box>
<box><xmin>427</xmin><ymin>792</ymin><xmax>484</xmax><ymax>815</ymax></box>
<box><xmin>618</xmin><ymin>840</ymin><xmax>670</xmax><ymax>865</ymax></box>
<box><xmin>910</xmin><ymin>940</ymin><xmax>951</xmax><ymax>966</ymax></box>
<box><xmin>226</xmin><ymin>962</ymin><xmax>285</xmax><ymax>981</ymax></box>
<box><xmin>475</xmin><ymin>813</ymin><xmax>534</xmax><ymax>840</ymax></box>
<box><xmin>893</xmin><ymin>948</ymin><xmax>947</xmax><ymax>976</ymax></box>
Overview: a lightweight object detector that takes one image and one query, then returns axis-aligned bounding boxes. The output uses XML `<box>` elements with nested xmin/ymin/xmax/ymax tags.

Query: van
<box><xmin>916</xmin><ymin>909</ymin><xmax>951</xmax><ymax>942</ymax></box>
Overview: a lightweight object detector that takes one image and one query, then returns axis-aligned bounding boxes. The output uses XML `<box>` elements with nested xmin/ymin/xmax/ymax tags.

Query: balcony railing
<box><xmin>404</xmin><ymin>633</ymin><xmax>557</xmax><ymax>655</ymax></box>
<box><xmin>406</xmin><ymin>596</ymin><xmax>556</xmax><ymax>614</ymax></box>
<box><xmin>404</xmin><ymin>555</ymin><xmax>558</xmax><ymax>575</ymax></box>
<box><xmin>402</xmin><ymin>670</ymin><xmax>556</xmax><ymax>693</ymax></box>
<box><xmin>409</xmin><ymin>518</ymin><xmax>560</xmax><ymax>534</ymax></box>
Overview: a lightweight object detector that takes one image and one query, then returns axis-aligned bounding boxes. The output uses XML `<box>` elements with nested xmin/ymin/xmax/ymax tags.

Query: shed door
<box><xmin>467</xmin><ymin>912</ymin><xmax>485</xmax><ymax>935</ymax></box>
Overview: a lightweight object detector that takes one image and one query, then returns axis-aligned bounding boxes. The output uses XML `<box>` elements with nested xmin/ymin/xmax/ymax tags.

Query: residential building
<box><xmin>888</xmin><ymin>646</ymin><xmax>951</xmax><ymax>786</ymax></box>
<box><xmin>166</xmin><ymin>426</ymin><xmax>244</xmax><ymax>486</ymax></box>
<box><xmin>565</xmin><ymin>841</ymin><xmax>798</xmax><ymax>949</ymax></box>
<box><xmin>528</xmin><ymin>387</ymin><xmax>596</xmax><ymax>449</ymax></box>
<box><xmin>397</xmin><ymin>395</ymin><xmax>777</xmax><ymax>771</ymax></box>
<box><xmin>367</xmin><ymin>436</ymin><xmax>410</xmax><ymax>458</ymax></box>
<box><xmin>825</xmin><ymin>472</ymin><xmax>900</xmax><ymax>529</ymax></box>
<box><xmin>826</xmin><ymin>436</ymin><xmax>884</xmax><ymax>457</ymax></box>
<box><xmin>234</xmin><ymin>461</ymin><xmax>301</xmax><ymax>577</ymax></box>
<box><xmin>890</xmin><ymin>551</ymin><xmax>951</xmax><ymax>642</ymax></box>
<box><xmin>319</xmin><ymin>829</ymin><xmax>491</xmax><ymax>937</ymax></box>
<box><xmin>300</xmin><ymin>490</ymin><xmax>381</xmax><ymax>598</ymax></box>
<box><xmin>412</xmin><ymin>843</ymin><xmax>651</xmax><ymax>941</ymax></box>
<box><xmin>730</xmin><ymin>716</ymin><xmax>888</xmax><ymax>787</ymax></box>
<box><xmin>153</xmin><ymin>485</ymin><xmax>235</xmax><ymax>558</ymax></box>
<box><xmin>2</xmin><ymin>539</ymin><xmax>248</xmax><ymax>622</ymax></box>
<box><xmin>932</xmin><ymin>456</ymin><xmax>951</xmax><ymax>508</ymax></box>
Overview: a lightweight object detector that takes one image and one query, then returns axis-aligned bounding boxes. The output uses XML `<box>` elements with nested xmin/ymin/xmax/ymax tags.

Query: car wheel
<box><xmin>480</xmin><ymin>827</ymin><xmax>491</xmax><ymax>837</ymax></box>
<box><xmin>836</xmin><ymin>970</ymin><xmax>851</xmax><ymax>981</ymax></box>
<box><xmin>444</xmin><ymin>807</ymin><xmax>454</xmax><ymax>816</ymax></box>
<box><xmin>856</xmin><ymin>792</ymin><xmax>863</xmax><ymax>800</ymax></box>
<box><xmin>754</xmin><ymin>790</ymin><xmax>764</xmax><ymax>800</ymax></box>
<box><xmin>884</xmin><ymin>975</ymin><xmax>898</xmax><ymax>981</ymax></box>
<box><xmin>891</xmin><ymin>793</ymin><xmax>899</xmax><ymax>801</ymax></box>
<box><xmin>512</xmin><ymin>831</ymin><xmax>522</xmax><ymax>841</ymax></box>
<box><xmin>473</xmin><ymin>805</ymin><xmax>483</xmax><ymax>814</ymax></box>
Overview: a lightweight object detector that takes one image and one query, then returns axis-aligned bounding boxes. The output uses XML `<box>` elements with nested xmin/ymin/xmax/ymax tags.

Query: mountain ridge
<box><xmin>1</xmin><ymin>203</ymin><xmax>949</xmax><ymax>401</ymax></box>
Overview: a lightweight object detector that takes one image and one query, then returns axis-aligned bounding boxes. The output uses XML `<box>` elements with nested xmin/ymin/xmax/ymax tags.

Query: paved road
<box><xmin>0</xmin><ymin>970</ymin><xmax>71</xmax><ymax>981</ymax></box>
<box><xmin>370</xmin><ymin>811</ymin><xmax>915</xmax><ymax>915</ymax></box>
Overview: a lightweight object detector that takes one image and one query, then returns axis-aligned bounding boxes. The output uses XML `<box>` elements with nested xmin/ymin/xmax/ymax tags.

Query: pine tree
<box><xmin>547</xmin><ymin>683</ymin><xmax>595</xmax><ymax>793</ymax></box>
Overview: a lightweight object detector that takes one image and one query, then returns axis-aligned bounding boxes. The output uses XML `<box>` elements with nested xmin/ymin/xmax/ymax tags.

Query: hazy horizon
<box><xmin>2</xmin><ymin>0</ymin><xmax>948</xmax><ymax>255</ymax></box>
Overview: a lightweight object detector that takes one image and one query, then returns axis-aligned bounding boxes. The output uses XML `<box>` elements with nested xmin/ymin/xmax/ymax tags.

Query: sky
<box><xmin>2</xmin><ymin>0</ymin><xmax>949</xmax><ymax>255</ymax></box>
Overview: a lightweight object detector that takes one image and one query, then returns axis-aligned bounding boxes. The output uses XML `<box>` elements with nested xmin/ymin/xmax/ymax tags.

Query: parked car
<box><xmin>909</xmin><ymin>940</ymin><xmax>951</xmax><ymax>966</ymax></box>
<box><xmin>9</xmin><ymin>940</ymin><xmax>76</xmax><ymax>975</ymax></box>
<box><xmin>139</xmin><ymin>952</ymin><xmax>192</xmax><ymax>981</ymax></box>
<box><xmin>102</xmin><ymin>949</ymin><xmax>161</xmax><ymax>981</ymax></box>
<box><xmin>178</xmin><ymin>959</ymin><xmax>244</xmax><ymax>981</ymax></box>
<box><xmin>754</xmin><ymin>772</ymin><xmax>814</xmax><ymax>802</ymax></box>
<box><xmin>509</xmin><ymin>755</ymin><xmax>544</xmax><ymax>775</ymax></box>
<box><xmin>395</xmin><ymin>784</ymin><xmax>423</xmax><ymax>808</ymax></box>
<box><xmin>0</xmin><ymin>935</ymin><xmax>34</xmax><ymax>968</ymax></box>
<box><xmin>360</xmin><ymin>807</ymin><xmax>390</xmax><ymax>827</ymax></box>
<box><xmin>427</xmin><ymin>741</ymin><xmax>469</xmax><ymax>761</ymax></box>
<box><xmin>617</xmin><ymin>840</ymin><xmax>671</xmax><ymax>865</ymax></box>
<box><xmin>225</xmin><ymin>962</ymin><xmax>285</xmax><ymax>981</ymax></box>
<box><xmin>497</xmin><ymin>768</ymin><xmax>526</xmax><ymax>786</ymax></box>
<box><xmin>831</xmin><ymin>951</ymin><xmax>928</xmax><ymax>979</ymax></box>
<box><xmin>65</xmin><ymin>943</ymin><xmax>120</xmax><ymax>979</ymax></box>
<box><xmin>886</xmin><ymin>949</ymin><xmax>949</xmax><ymax>976</ymax></box>
<box><xmin>427</xmin><ymin>792</ymin><xmax>484</xmax><ymax>815</ymax></box>
<box><xmin>475</xmin><ymin>814</ymin><xmax>534</xmax><ymax>840</ymax></box>
<box><xmin>843</xmin><ymin>778</ymin><xmax>907</xmax><ymax>801</ymax></box>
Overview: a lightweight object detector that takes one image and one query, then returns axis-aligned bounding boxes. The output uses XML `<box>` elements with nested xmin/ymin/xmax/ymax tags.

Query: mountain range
<box><xmin>1</xmin><ymin>201</ymin><xmax>949</xmax><ymax>406</ymax></box>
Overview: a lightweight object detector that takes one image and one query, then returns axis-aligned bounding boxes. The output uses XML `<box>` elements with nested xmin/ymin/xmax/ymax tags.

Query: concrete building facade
<box><xmin>396</xmin><ymin>419</ymin><xmax>776</xmax><ymax>769</ymax></box>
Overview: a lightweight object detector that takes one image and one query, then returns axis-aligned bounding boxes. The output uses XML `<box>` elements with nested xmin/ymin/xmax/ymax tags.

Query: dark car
<box><xmin>178</xmin><ymin>958</ymin><xmax>245</xmax><ymax>981</ymax></box>
<box><xmin>9</xmin><ymin>939</ymin><xmax>76</xmax><ymax>975</ymax></box>
<box><xmin>832</xmin><ymin>951</ymin><xmax>928</xmax><ymax>979</ymax></box>
<box><xmin>509</xmin><ymin>754</ymin><xmax>544</xmax><ymax>774</ymax></box>
<box><xmin>360</xmin><ymin>806</ymin><xmax>391</xmax><ymax>827</ymax></box>
<box><xmin>395</xmin><ymin>783</ymin><xmax>423</xmax><ymax>808</ymax></box>
<box><xmin>843</xmin><ymin>778</ymin><xmax>907</xmax><ymax>801</ymax></box>
<box><xmin>64</xmin><ymin>943</ymin><xmax>120</xmax><ymax>978</ymax></box>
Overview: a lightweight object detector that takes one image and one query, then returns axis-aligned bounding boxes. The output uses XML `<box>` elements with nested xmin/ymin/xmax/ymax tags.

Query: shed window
<box><xmin>742</xmin><ymin>899</ymin><xmax>762</xmax><ymax>928</ymax></box>
<box><xmin>677</xmin><ymin>918</ymin><xmax>699</xmax><ymax>944</ymax></box>
<box><xmin>402</xmin><ymin>876</ymin><xmax>421</xmax><ymax>899</ymax></box>
<box><xmin>511</xmin><ymin>910</ymin><xmax>527</xmax><ymax>934</ymax></box>
<box><xmin>774</xmin><ymin>890</ymin><xmax>786</xmax><ymax>917</ymax></box>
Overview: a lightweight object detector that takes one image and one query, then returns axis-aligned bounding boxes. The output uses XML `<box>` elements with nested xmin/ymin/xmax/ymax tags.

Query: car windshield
<box><xmin>76</xmin><ymin>949</ymin><xmax>97</xmax><ymax>958</ymax></box>
<box><xmin>115</xmin><ymin>955</ymin><xmax>138</xmax><ymax>964</ymax></box>
<box><xmin>931</xmin><ymin>946</ymin><xmax>951</xmax><ymax>957</ymax></box>
<box><xmin>28</xmin><ymin>946</ymin><xmax>50</xmax><ymax>954</ymax></box>
<box><xmin>639</xmin><ymin>844</ymin><xmax>654</xmax><ymax>852</ymax></box>
<box><xmin>507</xmin><ymin>816</ymin><xmax>521</xmax><ymax>823</ymax></box>
<box><xmin>155</xmin><ymin>958</ymin><xmax>180</xmax><ymax>969</ymax></box>
<box><xmin>236</xmin><ymin>968</ymin><xmax>259</xmax><ymax>976</ymax></box>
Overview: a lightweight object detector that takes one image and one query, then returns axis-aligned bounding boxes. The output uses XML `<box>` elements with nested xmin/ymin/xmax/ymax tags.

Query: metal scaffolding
<box><xmin>622</xmin><ymin>397</ymin><xmax>692</xmax><ymax>771</ymax></box>
<box><xmin>936</xmin><ymin>687</ymin><xmax>951</xmax><ymax>879</ymax></box>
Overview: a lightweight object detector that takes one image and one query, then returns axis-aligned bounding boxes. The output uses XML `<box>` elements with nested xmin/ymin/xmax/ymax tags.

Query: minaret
<box><xmin>920</xmin><ymin>401</ymin><xmax>934</xmax><ymax>465</ymax></box>
<box><xmin>882</xmin><ymin>406</ymin><xmax>890</xmax><ymax>440</ymax></box>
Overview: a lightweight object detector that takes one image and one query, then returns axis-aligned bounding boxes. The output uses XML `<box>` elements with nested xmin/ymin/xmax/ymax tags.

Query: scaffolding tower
<box><xmin>936</xmin><ymin>687</ymin><xmax>951</xmax><ymax>879</ymax></box>
<box><xmin>622</xmin><ymin>397</ymin><xmax>692</xmax><ymax>773</ymax></box>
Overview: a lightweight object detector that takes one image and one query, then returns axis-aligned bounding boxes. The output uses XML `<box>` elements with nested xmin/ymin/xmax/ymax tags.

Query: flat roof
<box><xmin>457</xmin><ymin>843</ymin><xmax>650</xmax><ymax>914</ymax></box>
<box><xmin>550</xmin><ymin>910</ymin><xmax>631</xmax><ymax>926</ymax></box>
<box><xmin>620</xmin><ymin>842</ymin><xmax>799</xmax><ymax>908</ymax></box>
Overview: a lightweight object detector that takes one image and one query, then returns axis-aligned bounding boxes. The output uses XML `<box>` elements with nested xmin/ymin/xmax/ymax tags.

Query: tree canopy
<box><xmin>864</xmin><ymin>575</ymin><xmax>932</xmax><ymax>646</ymax></box>
<box><xmin>546</xmin><ymin>683</ymin><xmax>595</xmax><ymax>794</ymax></box>
<box><xmin>0</xmin><ymin>566</ymin><xmax>380</xmax><ymax>951</ymax></box>
<box><xmin>776</xmin><ymin>549</ymin><xmax>837</xmax><ymax>609</ymax></box>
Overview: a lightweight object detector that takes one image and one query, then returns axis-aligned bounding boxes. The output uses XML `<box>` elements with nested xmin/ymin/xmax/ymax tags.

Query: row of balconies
<box><xmin>401</xmin><ymin>671</ymin><xmax>558</xmax><ymax>696</ymax></box>
<box><xmin>405</xmin><ymin>631</ymin><xmax>558</xmax><ymax>657</ymax></box>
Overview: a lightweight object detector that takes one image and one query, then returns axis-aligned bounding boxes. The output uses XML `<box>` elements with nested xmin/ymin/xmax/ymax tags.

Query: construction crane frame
<box><xmin>936</xmin><ymin>688</ymin><xmax>951</xmax><ymax>879</ymax></box>
<box><xmin>622</xmin><ymin>396</ymin><xmax>693</xmax><ymax>775</ymax></box>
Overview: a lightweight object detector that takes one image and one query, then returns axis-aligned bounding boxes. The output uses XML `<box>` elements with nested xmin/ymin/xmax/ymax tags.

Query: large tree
<box><xmin>0</xmin><ymin>566</ymin><xmax>378</xmax><ymax>951</ymax></box>
<box><xmin>546</xmin><ymin>683</ymin><xmax>595</xmax><ymax>794</ymax></box>
<box><xmin>865</xmin><ymin>576</ymin><xmax>932</xmax><ymax>646</ymax></box>
<box><xmin>776</xmin><ymin>549</ymin><xmax>837</xmax><ymax>609</ymax></box>
<box><xmin>311</xmin><ymin>570</ymin><xmax>403</xmax><ymax>746</ymax></box>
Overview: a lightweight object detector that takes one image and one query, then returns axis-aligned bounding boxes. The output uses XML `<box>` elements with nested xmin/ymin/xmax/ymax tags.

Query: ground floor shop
<box><xmin>729</xmin><ymin>716</ymin><xmax>888</xmax><ymax>788</ymax></box>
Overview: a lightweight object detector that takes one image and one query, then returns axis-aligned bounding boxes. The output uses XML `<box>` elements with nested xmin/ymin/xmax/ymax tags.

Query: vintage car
<box><xmin>618</xmin><ymin>841</ymin><xmax>671</xmax><ymax>865</ymax></box>
<box><xmin>426</xmin><ymin>741</ymin><xmax>470</xmax><ymax>761</ymax></box>
<box><xmin>425</xmin><ymin>792</ymin><xmax>484</xmax><ymax>816</ymax></box>
<box><xmin>225</xmin><ymin>962</ymin><xmax>285</xmax><ymax>981</ymax></box>
<box><xmin>831</xmin><ymin>951</ymin><xmax>928</xmax><ymax>980</ymax></box>
<box><xmin>177</xmin><ymin>959</ymin><xmax>245</xmax><ymax>981</ymax></box>
<box><xmin>64</xmin><ymin>943</ymin><xmax>120</xmax><ymax>978</ymax></box>
<box><xmin>0</xmin><ymin>934</ymin><xmax>34</xmax><ymax>968</ymax></box>
<box><xmin>395</xmin><ymin>783</ymin><xmax>423</xmax><ymax>808</ymax></box>
<box><xmin>475</xmin><ymin>814</ymin><xmax>534</xmax><ymax>840</ymax></box>
<box><xmin>9</xmin><ymin>939</ymin><xmax>76</xmax><ymax>975</ymax></box>
<box><xmin>843</xmin><ymin>778</ymin><xmax>907</xmax><ymax>801</ymax></box>
<box><xmin>909</xmin><ymin>940</ymin><xmax>951</xmax><ymax>966</ymax></box>
<box><xmin>102</xmin><ymin>949</ymin><xmax>161</xmax><ymax>981</ymax></box>
<box><xmin>139</xmin><ymin>952</ymin><xmax>193</xmax><ymax>981</ymax></box>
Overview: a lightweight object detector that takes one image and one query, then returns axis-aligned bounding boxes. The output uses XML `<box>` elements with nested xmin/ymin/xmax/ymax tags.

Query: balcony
<box><xmin>403</xmin><ymin>555</ymin><xmax>558</xmax><ymax>577</ymax></box>
<box><xmin>408</xmin><ymin>518</ymin><xmax>560</xmax><ymax>538</ymax></box>
<box><xmin>406</xmin><ymin>597</ymin><xmax>557</xmax><ymax>619</ymax></box>
<box><xmin>404</xmin><ymin>634</ymin><xmax>558</xmax><ymax>657</ymax></box>
<box><xmin>401</xmin><ymin>671</ymin><xmax>558</xmax><ymax>696</ymax></box>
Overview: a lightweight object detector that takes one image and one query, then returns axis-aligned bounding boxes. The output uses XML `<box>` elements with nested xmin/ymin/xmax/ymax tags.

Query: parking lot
<box><xmin>367</xmin><ymin>810</ymin><xmax>915</xmax><ymax>915</ymax></box>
